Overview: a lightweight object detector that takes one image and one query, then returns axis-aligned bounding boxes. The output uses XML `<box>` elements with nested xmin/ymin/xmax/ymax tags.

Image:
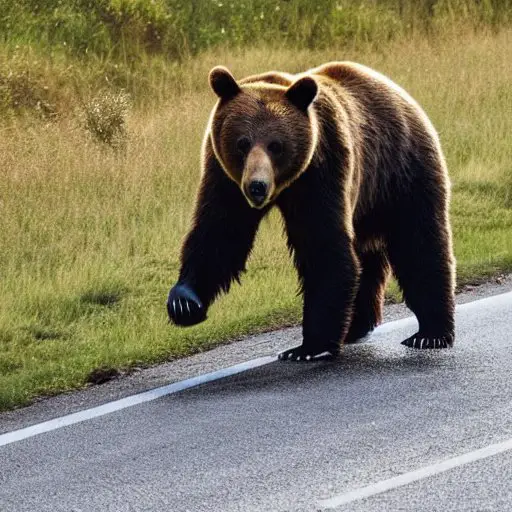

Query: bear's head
<box><xmin>208</xmin><ymin>66</ymin><xmax>319</xmax><ymax>209</ymax></box>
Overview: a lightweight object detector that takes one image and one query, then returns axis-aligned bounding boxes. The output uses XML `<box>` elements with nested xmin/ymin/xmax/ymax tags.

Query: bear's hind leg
<box><xmin>387</xmin><ymin>199</ymin><xmax>455</xmax><ymax>349</ymax></box>
<box><xmin>345</xmin><ymin>249</ymin><xmax>390</xmax><ymax>344</ymax></box>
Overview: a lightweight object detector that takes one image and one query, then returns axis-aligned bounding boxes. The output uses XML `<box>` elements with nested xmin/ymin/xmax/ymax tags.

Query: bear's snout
<box><xmin>246</xmin><ymin>180</ymin><xmax>268</xmax><ymax>206</ymax></box>
<box><xmin>242</xmin><ymin>145</ymin><xmax>275</xmax><ymax>208</ymax></box>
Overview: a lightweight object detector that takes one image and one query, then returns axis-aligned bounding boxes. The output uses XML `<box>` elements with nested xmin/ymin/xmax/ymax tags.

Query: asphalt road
<box><xmin>1</xmin><ymin>290</ymin><xmax>512</xmax><ymax>512</ymax></box>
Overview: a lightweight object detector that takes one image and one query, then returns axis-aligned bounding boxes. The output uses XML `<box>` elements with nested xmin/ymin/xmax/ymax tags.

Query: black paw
<box><xmin>278</xmin><ymin>345</ymin><xmax>339</xmax><ymax>362</ymax></box>
<box><xmin>401</xmin><ymin>333</ymin><xmax>454</xmax><ymax>349</ymax></box>
<box><xmin>167</xmin><ymin>283</ymin><xmax>206</xmax><ymax>326</ymax></box>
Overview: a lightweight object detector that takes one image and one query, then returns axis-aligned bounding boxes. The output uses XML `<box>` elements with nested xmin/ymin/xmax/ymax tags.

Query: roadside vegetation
<box><xmin>1</xmin><ymin>0</ymin><xmax>511</xmax><ymax>410</ymax></box>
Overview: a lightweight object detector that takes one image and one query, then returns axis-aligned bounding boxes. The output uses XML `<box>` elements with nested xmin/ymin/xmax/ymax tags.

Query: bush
<box><xmin>81</xmin><ymin>89</ymin><xmax>130</xmax><ymax>147</ymax></box>
<box><xmin>0</xmin><ymin>69</ymin><xmax>57</xmax><ymax>119</ymax></box>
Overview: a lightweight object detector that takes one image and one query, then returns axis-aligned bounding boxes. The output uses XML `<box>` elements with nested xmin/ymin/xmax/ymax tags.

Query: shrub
<box><xmin>81</xmin><ymin>89</ymin><xmax>130</xmax><ymax>147</ymax></box>
<box><xmin>0</xmin><ymin>68</ymin><xmax>57</xmax><ymax>119</ymax></box>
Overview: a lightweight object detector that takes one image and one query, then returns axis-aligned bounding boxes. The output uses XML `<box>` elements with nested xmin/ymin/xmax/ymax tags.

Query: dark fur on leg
<box><xmin>345</xmin><ymin>249</ymin><xmax>390</xmax><ymax>343</ymax></box>
<box><xmin>387</xmin><ymin>165</ymin><xmax>456</xmax><ymax>349</ymax></box>
<box><xmin>167</xmin><ymin>144</ymin><xmax>267</xmax><ymax>326</ymax></box>
<box><xmin>276</xmin><ymin>164</ymin><xmax>360</xmax><ymax>362</ymax></box>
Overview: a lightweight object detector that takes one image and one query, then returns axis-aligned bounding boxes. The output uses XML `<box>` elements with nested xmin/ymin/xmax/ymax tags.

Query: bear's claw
<box><xmin>167</xmin><ymin>284</ymin><xmax>206</xmax><ymax>326</ymax></box>
<box><xmin>401</xmin><ymin>333</ymin><xmax>454</xmax><ymax>349</ymax></box>
<box><xmin>278</xmin><ymin>345</ymin><xmax>338</xmax><ymax>362</ymax></box>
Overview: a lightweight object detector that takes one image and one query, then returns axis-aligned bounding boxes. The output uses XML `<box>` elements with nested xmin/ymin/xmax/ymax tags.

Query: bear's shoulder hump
<box><xmin>239</xmin><ymin>71</ymin><xmax>295</xmax><ymax>88</ymax></box>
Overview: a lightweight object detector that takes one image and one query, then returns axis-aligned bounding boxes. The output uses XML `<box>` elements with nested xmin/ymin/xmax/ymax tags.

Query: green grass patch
<box><xmin>1</xmin><ymin>25</ymin><xmax>512</xmax><ymax>410</ymax></box>
<box><xmin>2</xmin><ymin>1</ymin><xmax>511</xmax><ymax>60</ymax></box>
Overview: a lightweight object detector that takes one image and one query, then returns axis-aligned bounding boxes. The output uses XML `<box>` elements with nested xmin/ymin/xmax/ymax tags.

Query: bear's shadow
<box><xmin>173</xmin><ymin>342</ymin><xmax>458</xmax><ymax>400</ymax></box>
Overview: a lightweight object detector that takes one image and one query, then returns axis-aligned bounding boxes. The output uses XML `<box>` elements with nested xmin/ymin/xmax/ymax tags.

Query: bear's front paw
<box><xmin>167</xmin><ymin>283</ymin><xmax>206</xmax><ymax>326</ymax></box>
<box><xmin>401</xmin><ymin>332</ymin><xmax>454</xmax><ymax>349</ymax></box>
<box><xmin>278</xmin><ymin>344</ymin><xmax>339</xmax><ymax>362</ymax></box>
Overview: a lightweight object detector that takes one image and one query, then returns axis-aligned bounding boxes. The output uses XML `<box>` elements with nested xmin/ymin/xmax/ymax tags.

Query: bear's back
<box><xmin>311</xmin><ymin>62</ymin><xmax>417</xmax><ymax>109</ymax></box>
<box><xmin>311</xmin><ymin>61</ymin><xmax>436</xmax><ymax>142</ymax></box>
<box><xmin>309</xmin><ymin>62</ymin><xmax>443</xmax><ymax>220</ymax></box>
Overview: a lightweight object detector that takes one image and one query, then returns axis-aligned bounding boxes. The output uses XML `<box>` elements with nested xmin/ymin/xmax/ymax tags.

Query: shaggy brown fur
<box><xmin>167</xmin><ymin>62</ymin><xmax>456</xmax><ymax>360</ymax></box>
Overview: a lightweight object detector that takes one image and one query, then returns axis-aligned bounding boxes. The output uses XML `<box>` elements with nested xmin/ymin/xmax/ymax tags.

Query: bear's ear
<box><xmin>209</xmin><ymin>66</ymin><xmax>241</xmax><ymax>100</ymax></box>
<box><xmin>285</xmin><ymin>76</ymin><xmax>318</xmax><ymax>112</ymax></box>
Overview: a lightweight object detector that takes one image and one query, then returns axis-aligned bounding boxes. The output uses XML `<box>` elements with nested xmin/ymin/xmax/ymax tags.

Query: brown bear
<box><xmin>167</xmin><ymin>62</ymin><xmax>456</xmax><ymax>361</ymax></box>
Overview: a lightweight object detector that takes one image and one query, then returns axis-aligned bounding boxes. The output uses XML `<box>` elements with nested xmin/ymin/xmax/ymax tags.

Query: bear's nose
<box><xmin>247</xmin><ymin>181</ymin><xmax>268</xmax><ymax>205</ymax></box>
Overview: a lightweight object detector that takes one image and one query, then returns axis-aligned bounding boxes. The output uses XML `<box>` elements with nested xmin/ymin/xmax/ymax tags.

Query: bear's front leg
<box><xmin>277</xmin><ymin>255</ymin><xmax>359</xmax><ymax>361</ymax></box>
<box><xmin>167</xmin><ymin>150</ymin><xmax>265</xmax><ymax>327</ymax></box>
<box><xmin>277</xmin><ymin>187</ymin><xmax>360</xmax><ymax>362</ymax></box>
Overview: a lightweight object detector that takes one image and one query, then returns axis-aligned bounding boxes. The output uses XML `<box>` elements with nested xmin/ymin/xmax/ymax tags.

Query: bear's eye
<box><xmin>236</xmin><ymin>136</ymin><xmax>251</xmax><ymax>155</ymax></box>
<box><xmin>267</xmin><ymin>140</ymin><xmax>283</xmax><ymax>156</ymax></box>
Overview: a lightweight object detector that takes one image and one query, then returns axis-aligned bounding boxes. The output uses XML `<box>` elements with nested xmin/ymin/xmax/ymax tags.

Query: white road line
<box><xmin>371</xmin><ymin>290</ymin><xmax>512</xmax><ymax>336</ymax></box>
<box><xmin>318</xmin><ymin>436</ymin><xmax>512</xmax><ymax>509</ymax></box>
<box><xmin>1</xmin><ymin>290</ymin><xmax>511</xmax><ymax>449</ymax></box>
<box><xmin>0</xmin><ymin>356</ymin><xmax>276</xmax><ymax>448</ymax></box>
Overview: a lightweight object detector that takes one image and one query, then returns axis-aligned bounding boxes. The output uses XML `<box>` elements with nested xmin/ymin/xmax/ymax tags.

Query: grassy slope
<box><xmin>1</xmin><ymin>29</ymin><xmax>511</xmax><ymax>410</ymax></box>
